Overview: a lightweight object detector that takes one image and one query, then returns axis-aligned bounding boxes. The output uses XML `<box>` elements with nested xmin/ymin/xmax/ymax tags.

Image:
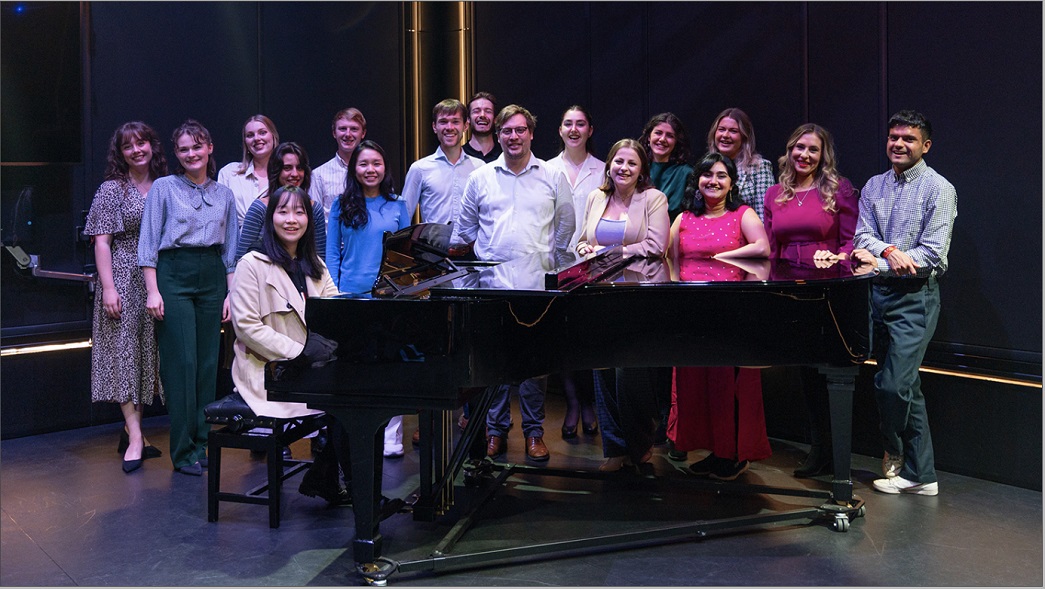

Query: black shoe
<box><xmin>299</xmin><ymin>464</ymin><xmax>349</xmax><ymax>504</ymax></box>
<box><xmin>283</xmin><ymin>447</ymin><xmax>293</xmax><ymax>461</ymax></box>
<box><xmin>668</xmin><ymin>448</ymin><xmax>688</xmax><ymax>461</ymax></box>
<box><xmin>176</xmin><ymin>462</ymin><xmax>203</xmax><ymax>476</ymax></box>
<box><xmin>710</xmin><ymin>459</ymin><xmax>750</xmax><ymax>481</ymax></box>
<box><xmin>688</xmin><ymin>453</ymin><xmax>719</xmax><ymax>476</ymax></box>
<box><xmin>561</xmin><ymin>424</ymin><xmax>578</xmax><ymax>439</ymax></box>
<box><xmin>793</xmin><ymin>445</ymin><xmax>832</xmax><ymax>478</ymax></box>
<box><xmin>652</xmin><ymin>422</ymin><xmax>669</xmax><ymax>446</ymax></box>
<box><xmin>119</xmin><ymin>430</ymin><xmax>162</xmax><ymax>459</ymax></box>
<box><xmin>582</xmin><ymin>421</ymin><xmax>599</xmax><ymax>436</ymax></box>
<box><xmin>122</xmin><ymin>458</ymin><xmax>143</xmax><ymax>473</ymax></box>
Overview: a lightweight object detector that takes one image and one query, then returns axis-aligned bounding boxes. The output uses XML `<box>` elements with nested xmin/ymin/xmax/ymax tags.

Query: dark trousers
<box><xmin>594</xmin><ymin>367</ymin><xmax>665</xmax><ymax>461</ymax></box>
<box><xmin>155</xmin><ymin>247</ymin><xmax>226</xmax><ymax>469</ymax></box>
<box><xmin>871</xmin><ymin>276</ymin><xmax>940</xmax><ymax>484</ymax></box>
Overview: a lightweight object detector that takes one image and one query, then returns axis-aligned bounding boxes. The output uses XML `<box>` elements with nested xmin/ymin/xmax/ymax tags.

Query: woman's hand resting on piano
<box><xmin>576</xmin><ymin>241</ymin><xmax>596</xmax><ymax>256</ymax></box>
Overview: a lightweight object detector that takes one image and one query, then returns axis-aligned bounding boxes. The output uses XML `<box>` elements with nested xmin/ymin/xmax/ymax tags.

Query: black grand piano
<box><xmin>267</xmin><ymin>223</ymin><xmax>875</xmax><ymax>584</ymax></box>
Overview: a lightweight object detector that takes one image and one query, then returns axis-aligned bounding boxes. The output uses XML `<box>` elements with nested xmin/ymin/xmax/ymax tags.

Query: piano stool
<box><xmin>203</xmin><ymin>393</ymin><xmax>326</xmax><ymax>528</ymax></box>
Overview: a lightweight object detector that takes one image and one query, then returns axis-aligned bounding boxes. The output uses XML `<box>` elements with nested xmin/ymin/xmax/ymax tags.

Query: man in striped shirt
<box><xmin>853</xmin><ymin>110</ymin><xmax>957</xmax><ymax>497</ymax></box>
<box><xmin>312</xmin><ymin>108</ymin><xmax>367</xmax><ymax>217</ymax></box>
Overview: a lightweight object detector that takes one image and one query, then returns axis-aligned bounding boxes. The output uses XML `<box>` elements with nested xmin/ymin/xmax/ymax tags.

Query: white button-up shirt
<box><xmin>401</xmin><ymin>147</ymin><xmax>484</xmax><ymax>225</ymax></box>
<box><xmin>451</xmin><ymin>153</ymin><xmax>575</xmax><ymax>262</ymax></box>
<box><xmin>217</xmin><ymin>161</ymin><xmax>265</xmax><ymax>224</ymax></box>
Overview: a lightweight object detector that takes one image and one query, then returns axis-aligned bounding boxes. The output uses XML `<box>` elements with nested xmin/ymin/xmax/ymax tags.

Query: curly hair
<box><xmin>639</xmin><ymin>112</ymin><xmax>692</xmax><ymax>166</ymax></box>
<box><xmin>775</xmin><ymin>123</ymin><xmax>841</xmax><ymax>213</ymax></box>
<box><xmin>681</xmin><ymin>152</ymin><xmax>744</xmax><ymax>216</ymax></box>
<box><xmin>103</xmin><ymin>121</ymin><xmax>167</xmax><ymax>181</ymax></box>
<box><xmin>337</xmin><ymin>140</ymin><xmax>397</xmax><ymax>229</ymax></box>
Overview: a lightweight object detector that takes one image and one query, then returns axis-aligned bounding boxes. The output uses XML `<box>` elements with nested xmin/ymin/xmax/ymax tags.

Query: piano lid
<box><xmin>371</xmin><ymin>223</ymin><xmax>470</xmax><ymax>298</ymax></box>
<box><xmin>428</xmin><ymin>248</ymin><xmax>877</xmax><ymax>296</ymax></box>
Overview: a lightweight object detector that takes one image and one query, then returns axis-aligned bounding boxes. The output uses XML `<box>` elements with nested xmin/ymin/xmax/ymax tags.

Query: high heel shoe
<box><xmin>119</xmin><ymin>429</ymin><xmax>162</xmax><ymax>459</ymax></box>
<box><xmin>122</xmin><ymin>439</ymin><xmax>144</xmax><ymax>473</ymax></box>
<box><xmin>561</xmin><ymin>424</ymin><xmax>578</xmax><ymax>439</ymax></box>
<box><xmin>582</xmin><ymin>421</ymin><xmax>598</xmax><ymax>436</ymax></box>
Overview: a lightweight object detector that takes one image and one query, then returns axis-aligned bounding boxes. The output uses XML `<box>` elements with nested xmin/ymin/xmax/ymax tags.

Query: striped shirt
<box><xmin>234</xmin><ymin>195</ymin><xmax>327</xmax><ymax>264</ymax></box>
<box><xmin>311</xmin><ymin>154</ymin><xmax>349</xmax><ymax>217</ymax></box>
<box><xmin>138</xmin><ymin>174</ymin><xmax>239</xmax><ymax>272</ymax></box>
<box><xmin>854</xmin><ymin>159</ymin><xmax>957</xmax><ymax>275</ymax></box>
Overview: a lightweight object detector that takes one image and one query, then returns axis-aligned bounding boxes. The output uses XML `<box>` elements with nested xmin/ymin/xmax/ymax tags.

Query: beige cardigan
<box><xmin>230</xmin><ymin>251</ymin><xmax>339</xmax><ymax>418</ymax></box>
<box><xmin>576</xmin><ymin>187</ymin><xmax>670</xmax><ymax>258</ymax></box>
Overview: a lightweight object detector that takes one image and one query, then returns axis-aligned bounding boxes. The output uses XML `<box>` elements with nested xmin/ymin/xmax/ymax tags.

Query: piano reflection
<box><xmin>266</xmin><ymin>223</ymin><xmax>876</xmax><ymax>580</ymax></box>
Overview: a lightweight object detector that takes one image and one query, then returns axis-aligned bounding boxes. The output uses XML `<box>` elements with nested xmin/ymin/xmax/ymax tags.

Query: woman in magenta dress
<box><xmin>763</xmin><ymin>123</ymin><xmax>859</xmax><ymax>478</ymax></box>
<box><xmin>666</xmin><ymin>152</ymin><xmax>770</xmax><ymax>481</ymax></box>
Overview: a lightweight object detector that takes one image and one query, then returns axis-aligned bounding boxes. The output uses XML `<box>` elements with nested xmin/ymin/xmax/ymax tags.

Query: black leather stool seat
<box><xmin>204</xmin><ymin>392</ymin><xmax>325</xmax><ymax>528</ymax></box>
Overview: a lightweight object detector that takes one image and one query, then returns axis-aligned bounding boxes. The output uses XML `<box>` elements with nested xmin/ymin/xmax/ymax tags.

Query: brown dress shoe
<box><xmin>526</xmin><ymin>436</ymin><xmax>550</xmax><ymax>461</ymax></box>
<box><xmin>487</xmin><ymin>435</ymin><xmax>506</xmax><ymax>457</ymax></box>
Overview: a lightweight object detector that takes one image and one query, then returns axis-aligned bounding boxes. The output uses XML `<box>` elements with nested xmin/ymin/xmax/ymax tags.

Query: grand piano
<box><xmin>267</xmin><ymin>223</ymin><xmax>875</xmax><ymax>584</ymax></box>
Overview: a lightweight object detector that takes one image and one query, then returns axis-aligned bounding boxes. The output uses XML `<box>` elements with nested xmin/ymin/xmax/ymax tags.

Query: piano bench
<box><xmin>204</xmin><ymin>392</ymin><xmax>326</xmax><ymax>528</ymax></box>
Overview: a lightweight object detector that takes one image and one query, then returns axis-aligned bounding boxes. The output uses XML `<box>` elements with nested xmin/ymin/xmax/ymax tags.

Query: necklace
<box><xmin>795</xmin><ymin>187</ymin><xmax>814</xmax><ymax>207</ymax></box>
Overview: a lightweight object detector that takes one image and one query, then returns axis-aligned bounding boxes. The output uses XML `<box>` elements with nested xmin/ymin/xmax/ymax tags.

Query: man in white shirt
<box><xmin>312</xmin><ymin>108</ymin><xmax>367</xmax><ymax>216</ymax></box>
<box><xmin>401</xmin><ymin>99</ymin><xmax>484</xmax><ymax>225</ymax></box>
<box><xmin>451</xmin><ymin>104</ymin><xmax>575</xmax><ymax>462</ymax></box>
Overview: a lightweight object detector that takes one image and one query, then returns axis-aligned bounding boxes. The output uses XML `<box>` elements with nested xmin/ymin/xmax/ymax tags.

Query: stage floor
<box><xmin>2</xmin><ymin>393</ymin><xmax>1041</xmax><ymax>586</ymax></box>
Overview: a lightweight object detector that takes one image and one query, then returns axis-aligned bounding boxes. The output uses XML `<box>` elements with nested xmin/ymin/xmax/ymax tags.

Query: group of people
<box><xmin>85</xmin><ymin>89</ymin><xmax>955</xmax><ymax>504</ymax></box>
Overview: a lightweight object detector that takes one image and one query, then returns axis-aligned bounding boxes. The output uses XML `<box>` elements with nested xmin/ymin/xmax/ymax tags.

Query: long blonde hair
<box><xmin>235</xmin><ymin>114</ymin><xmax>279</xmax><ymax>175</ymax></box>
<box><xmin>775</xmin><ymin>123</ymin><xmax>841</xmax><ymax>213</ymax></box>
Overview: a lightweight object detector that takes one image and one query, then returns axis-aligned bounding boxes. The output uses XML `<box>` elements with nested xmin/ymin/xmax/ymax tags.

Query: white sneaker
<box><xmin>872</xmin><ymin>476</ymin><xmax>938</xmax><ymax>496</ymax></box>
<box><xmin>383</xmin><ymin>415</ymin><xmax>404</xmax><ymax>458</ymax></box>
<box><xmin>882</xmin><ymin>451</ymin><xmax>904</xmax><ymax>478</ymax></box>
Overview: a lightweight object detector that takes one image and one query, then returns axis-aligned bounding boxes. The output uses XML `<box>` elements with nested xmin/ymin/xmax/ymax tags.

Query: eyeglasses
<box><xmin>499</xmin><ymin>126</ymin><xmax>530</xmax><ymax>137</ymax></box>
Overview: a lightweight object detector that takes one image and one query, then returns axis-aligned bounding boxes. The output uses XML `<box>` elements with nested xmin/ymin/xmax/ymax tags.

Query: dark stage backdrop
<box><xmin>1</xmin><ymin>2</ymin><xmax>1041</xmax><ymax>487</ymax></box>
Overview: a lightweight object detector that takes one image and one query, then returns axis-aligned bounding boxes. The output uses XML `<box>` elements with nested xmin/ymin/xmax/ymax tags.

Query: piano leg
<box><xmin>322</xmin><ymin>406</ymin><xmax>398</xmax><ymax>563</ymax></box>
<box><xmin>821</xmin><ymin>366</ymin><xmax>858</xmax><ymax>505</ymax></box>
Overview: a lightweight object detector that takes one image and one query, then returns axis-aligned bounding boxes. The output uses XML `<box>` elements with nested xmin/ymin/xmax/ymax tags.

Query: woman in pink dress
<box><xmin>763</xmin><ymin>123</ymin><xmax>859</xmax><ymax>478</ymax></box>
<box><xmin>666</xmin><ymin>152</ymin><xmax>770</xmax><ymax>481</ymax></box>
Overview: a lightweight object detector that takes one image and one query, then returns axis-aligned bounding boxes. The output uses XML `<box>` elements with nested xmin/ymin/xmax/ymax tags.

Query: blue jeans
<box><xmin>871</xmin><ymin>276</ymin><xmax>940</xmax><ymax>484</ymax></box>
<box><xmin>486</xmin><ymin>376</ymin><xmax>547</xmax><ymax>439</ymax></box>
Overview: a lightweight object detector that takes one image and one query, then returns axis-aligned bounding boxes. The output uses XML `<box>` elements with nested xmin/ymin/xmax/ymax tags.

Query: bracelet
<box><xmin>881</xmin><ymin>245</ymin><xmax>898</xmax><ymax>258</ymax></box>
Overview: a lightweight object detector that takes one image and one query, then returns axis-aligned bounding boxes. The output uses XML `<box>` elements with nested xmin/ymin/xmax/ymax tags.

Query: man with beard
<box><xmin>401</xmin><ymin>99</ymin><xmax>484</xmax><ymax>224</ymax></box>
<box><xmin>853</xmin><ymin>109</ymin><xmax>957</xmax><ymax>497</ymax></box>
<box><xmin>462</xmin><ymin>92</ymin><xmax>502</xmax><ymax>163</ymax></box>
<box><xmin>451</xmin><ymin>104</ymin><xmax>575</xmax><ymax>463</ymax></box>
<box><xmin>312</xmin><ymin>107</ymin><xmax>367</xmax><ymax>216</ymax></box>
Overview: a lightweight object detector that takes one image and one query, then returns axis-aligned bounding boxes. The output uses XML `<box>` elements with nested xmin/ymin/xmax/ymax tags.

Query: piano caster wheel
<box><xmin>357</xmin><ymin>558</ymin><xmax>397</xmax><ymax>586</ymax></box>
<box><xmin>833</xmin><ymin>515</ymin><xmax>850</xmax><ymax>532</ymax></box>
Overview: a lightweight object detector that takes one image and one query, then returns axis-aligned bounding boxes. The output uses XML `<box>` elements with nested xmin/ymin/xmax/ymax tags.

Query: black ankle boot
<box><xmin>794</xmin><ymin>443</ymin><xmax>833</xmax><ymax>478</ymax></box>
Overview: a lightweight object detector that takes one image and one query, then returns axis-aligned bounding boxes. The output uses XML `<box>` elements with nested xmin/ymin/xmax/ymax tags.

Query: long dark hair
<box><xmin>337</xmin><ymin>139</ymin><xmax>397</xmax><ymax>229</ymax></box>
<box><xmin>170</xmin><ymin>119</ymin><xmax>217</xmax><ymax>179</ymax></box>
<box><xmin>261</xmin><ymin>186</ymin><xmax>324</xmax><ymax>280</ymax></box>
<box><xmin>267</xmin><ymin>142</ymin><xmax>312</xmax><ymax>196</ymax></box>
<box><xmin>681</xmin><ymin>152</ymin><xmax>744</xmax><ymax>216</ymax></box>
<box><xmin>556</xmin><ymin>104</ymin><xmax>595</xmax><ymax>154</ymax></box>
<box><xmin>639</xmin><ymin>112</ymin><xmax>692</xmax><ymax>165</ymax></box>
<box><xmin>104</xmin><ymin>121</ymin><xmax>167</xmax><ymax>181</ymax></box>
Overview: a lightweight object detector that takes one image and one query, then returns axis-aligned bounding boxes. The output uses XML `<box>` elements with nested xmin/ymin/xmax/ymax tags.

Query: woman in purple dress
<box><xmin>763</xmin><ymin>123</ymin><xmax>859</xmax><ymax>477</ymax></box>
